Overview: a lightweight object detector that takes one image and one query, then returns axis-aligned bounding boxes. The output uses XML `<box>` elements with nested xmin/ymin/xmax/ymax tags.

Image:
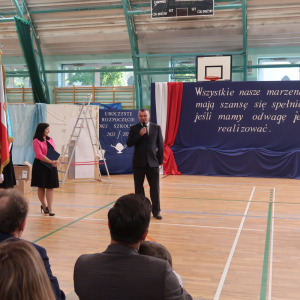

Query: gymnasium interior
<box><xmin>1</xmin><ymin>1</ymin><xmax>300</xmax><ymax>299</ymax></box>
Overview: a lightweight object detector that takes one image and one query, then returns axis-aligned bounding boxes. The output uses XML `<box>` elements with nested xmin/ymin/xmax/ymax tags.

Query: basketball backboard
<box><xmin>196</xmin><ymin>55</ymin><xmax>232</xmax><ymax>81</ymax></box>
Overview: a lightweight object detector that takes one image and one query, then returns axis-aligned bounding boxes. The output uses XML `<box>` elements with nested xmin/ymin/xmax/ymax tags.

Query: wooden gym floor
<box><xmin>22</xmin><ymin>175</ymin><xmax>300</xmax><ymax>300</ymax></box>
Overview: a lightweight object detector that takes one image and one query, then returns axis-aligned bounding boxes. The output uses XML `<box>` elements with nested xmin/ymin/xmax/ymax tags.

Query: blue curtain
<box><xmin>152</xmin><ymin>81</ymin><xmax>300</xmax><ymax>179</ymax></box>
<box><xmin>9</xmin><ymin>104</ymin><xmax>47</xmax><ymax>164</ymax></box>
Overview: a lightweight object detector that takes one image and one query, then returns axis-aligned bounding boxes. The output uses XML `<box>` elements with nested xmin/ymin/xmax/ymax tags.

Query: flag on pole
<box><xmin>1</xmin><ymin>67</ymin><xmax>13</xmax><ymax>142</ymax></box>
<box><xmin>0</xmin><ymin>64</ymin><xmax>10</xmax><ymax>174</ymax></box>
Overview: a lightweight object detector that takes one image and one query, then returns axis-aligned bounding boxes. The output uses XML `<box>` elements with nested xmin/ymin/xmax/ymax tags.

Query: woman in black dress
<box><xmin>0</xmin><ymin>143</ymin><xmax>16</xmax><ymax>189</ymax></box>
<box><xmin>31</xmin><ymin>123</ymin><xmax>59</xmax><ymax>216</ymax></box>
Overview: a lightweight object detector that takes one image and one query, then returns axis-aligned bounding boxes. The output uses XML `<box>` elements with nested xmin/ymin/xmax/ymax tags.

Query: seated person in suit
<box><xmin>0</xmin><ymin>189</ymin><xmax>65</xmax><ymax>300</ymax></box>
<box><xmin>0</xmin><ymin>239</ymin><xmax>56</xmax><ymax>300</ymax></box>
<box><xmin>74</xmin><ymin>194</ymin><xmax>193</xmax><ymax>300</ymax></box>
<box><xmin>139</xmin><ymin>240</ymin><xmax>183</xmax><ymax>287</ymax></box>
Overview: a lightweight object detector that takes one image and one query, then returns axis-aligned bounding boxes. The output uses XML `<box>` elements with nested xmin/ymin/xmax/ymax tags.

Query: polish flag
<box><xmin>0</xmin><ymin>64</ymin><xmax>9</xmax><ymax>174</ymax></box>
<box><xmin>154</xmin><ymin>82</ymin><xmax>183</xmax><ymax>175</ymax></box>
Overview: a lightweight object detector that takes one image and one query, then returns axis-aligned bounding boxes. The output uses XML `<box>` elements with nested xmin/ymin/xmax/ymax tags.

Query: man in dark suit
<box><xmin>127</xmin><ymin>108</ymin><xmax>164</xmax><ymax>219</ymax></box>
<box><xmin>0</xmin><ymin>189</ymin><xmax>65</xmax><ymax>300</ymax></box>
<box><xmin>74</xmin><ymin>194</ymin><xmax>193</xmax><ymax>300</ymax></box>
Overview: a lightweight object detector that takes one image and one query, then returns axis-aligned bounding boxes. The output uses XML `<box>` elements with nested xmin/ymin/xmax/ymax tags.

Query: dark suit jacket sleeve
<box><xmin>156</xmin><ymin>125</ymin><xmax>164</xmax><ymax>165</ymax></box>
<box><xmin>126</xmin><ymin>124</ymin><xmax>143</xmax><ymax>147</ymax></box>
<box><xmin>33</xmin><ymin>244</ymin><xmax>66</xmax><ymax>300</ymax></box>
<box><xmin>164</xmin><ymin>262</ymin><xmax>193</xmax><ymax>300</ymax></box>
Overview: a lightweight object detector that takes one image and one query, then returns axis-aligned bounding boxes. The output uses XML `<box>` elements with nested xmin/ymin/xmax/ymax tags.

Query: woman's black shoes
<box><xmin>41</xmin><ymin>205</ymin><xmax>54</xmax><ymax>216</ymax></box>
<box><xmin>41</xmin><ymin>206</ymin><xmax>49</xmax><ymax>214</ymax></box>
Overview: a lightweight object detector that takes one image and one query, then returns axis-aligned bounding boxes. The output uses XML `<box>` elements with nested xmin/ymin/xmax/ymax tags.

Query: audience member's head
<box><xmin>0</xmin><ymin>239</ymin><xmax>56</xmax><ymax>300</ymax></box>
<box><xmin>0</xmin><ymin>189</ymin><xmax>28</xmax><ymax>236</ymax></box>
<box><xmin>139</xmin><ymin>241</ymin><xmax>173</xmax><ymax>267</ymax></box>
<box><xmin>108</xmin><ymin>194</ymin><xmax>152</xmax><ymax>245</ymax></box>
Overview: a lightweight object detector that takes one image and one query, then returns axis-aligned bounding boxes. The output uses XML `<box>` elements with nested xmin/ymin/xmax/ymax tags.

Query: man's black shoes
<box><xmin>153</xmin><ymin>213</ymin><xmax>162</xmax><ymax>220</ymax></box>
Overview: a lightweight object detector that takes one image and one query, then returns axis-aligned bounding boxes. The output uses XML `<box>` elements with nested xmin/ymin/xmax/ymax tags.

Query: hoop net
<box><xmin>204</xmin><ymin>76</ymin><xmax>220</xmax><ymax>82</ymax></box>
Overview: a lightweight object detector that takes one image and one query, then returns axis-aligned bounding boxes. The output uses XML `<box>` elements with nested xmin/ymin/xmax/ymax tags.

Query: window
<box><xmin>170</xmin><ymin>59</ymin><xmax>196</xmax><ymax>82</ymax></box>
<box><xmin>62</xmin><ymin>63</ymin><xmax>134</xmax><ymax>87</ymax></box>
<box><xmin>5</xmin><ymin>69</ymin><xmax>9</xmax><ymax>87</ymax></box>
<box><xmin>3</xmin><ymin>65</ymin><xmax>31</xmax><ymax>88</ymax></box>
<box><xmin>13</xmin><ymin>68</ymin><xmax>31</xmax><ymax>88</ymax></box>
<box><xmin>63</xmin><ymin>66</ymin><xmax>95</xmax><ymax>87</ymax></box>
<box><xmin>258</xmin><ymin>58</ymin><xmax>300</xmax><ymax>81</ymax></box>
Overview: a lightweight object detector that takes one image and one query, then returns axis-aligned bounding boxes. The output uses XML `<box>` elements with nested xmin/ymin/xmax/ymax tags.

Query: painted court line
<box><xmin>29</xmin><ymin>215</ymin><xmax>81</xmax><ymax>219</ymax></box>
<box><xmin>273</xmin><ymin>216</ymin><xmax>300</xmax><ymax>220</ymax></box>
<box><xmin>30</xmin><ymin>192</ymin><xmax>300</xmax><ymax>206</ymax></box>
<box><xmin>151</xmin><ymin>222</ymin><xmax>264</xmax><ymax>232</ymax></box>
<box><xmin>32</xmin><ymin>200</ymin><xmax>116</xmax><ymax>244</ymax></box>
<box><xmin>213</xmin><ymin>186</ymin><xmax>256</xmax><ymax>300</ymax></box>
<box><xmin>269</xmin><ymin>188</ymin><xmax>275</xmax><ymax>300</ymax></box>
<box><xmin>56</xmin><ymin>184</ymin><xmax>258</xmax><ymax>192</ymax></box>
<box><xmin>79</xmin><ymin>183</ymin><xmax>267</xmax><ymax>193</ymax></box>
<box><xmin>146</xmin><ymin>236</ymin><xmax>156</xmax><ymax>242</ymax></box>
<box><xmin>27</xmin><ymin>215</ymin><xmax>265</xmax><ymax>232</ymax></box>
<box><xmin>29</xmin><ymin>202</ymin><xmax>112</xmax><ymax>209</ymax></box>
<box><xmin>53</xmin><ymin>179</ymin><xmax>271</xmax><ymax>189</ymax></box>
<box><xmin>101</xmin><ymin>177</ymin><xmax>273</xmax><ymax>186</ymax></box>
<box><xmin>165</xmin><ymin>186</ymin><xmax>265</xmax><ymax>192</ymax></box>
<box><xmin>162</xmin><ymin>210</ymin><xmax>266</xmax><ymax>218</ymax></box>
<box><xmin>168</xmin><ymin>197</ymin><xmax>272</xmax><ymax>204</ymax></box>
<box><xmin>260</xmin><ymin>190</ymin><xmax>273</xmax><ymax>300</ymax></box>
<box><xmin>29</xmin><ymin>208</ymin><xmax>267</xmax><ymax>219</ymax></box>
<box><xmin>160</xmin><ymin>181</ymin><xmax>276</xmax><ymax>187</ymax></box>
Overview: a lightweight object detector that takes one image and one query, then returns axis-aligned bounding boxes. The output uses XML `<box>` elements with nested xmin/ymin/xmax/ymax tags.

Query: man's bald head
<box><xmin>0</xmin><ymin>196</ymin><xmax>8</xmax><ymax>210</ymax></box>
<box><xmin>0</xmin><ymin>189</ymin><xmax>28</xmax><ymax>234</ymax></box>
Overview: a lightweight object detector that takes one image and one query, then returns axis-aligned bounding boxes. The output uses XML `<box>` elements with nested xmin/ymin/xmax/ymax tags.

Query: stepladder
<box><xmin>58</xmin><ymin>94</ymin><xmax>111</xmax><ymax>187</ymax></box>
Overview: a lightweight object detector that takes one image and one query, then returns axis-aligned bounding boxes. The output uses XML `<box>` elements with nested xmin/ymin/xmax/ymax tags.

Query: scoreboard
<box><xmin>151</xmin><ymin>0</ymin><xmax>214</xmax><ymax>18</ymax></box>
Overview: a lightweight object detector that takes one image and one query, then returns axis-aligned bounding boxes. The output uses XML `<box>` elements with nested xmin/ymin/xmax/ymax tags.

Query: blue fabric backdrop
<box><xmin>75</xmin><ymin>103</ymin><xmax>122</xmax><ymax>109</ymax></box>
<box><xmin>9</xmin><ymin>103</ymin><xmax>47</xmax><ymax>165</ymax></box>
<box><xmin>99</xmin><ymin>109</ymin><xmax>139</xmax><ymax>174</ymax></box>
<box><xmin>152</xmin><ymin>81</ymin><xmax>300</xmax><ymax>178</ymax></box>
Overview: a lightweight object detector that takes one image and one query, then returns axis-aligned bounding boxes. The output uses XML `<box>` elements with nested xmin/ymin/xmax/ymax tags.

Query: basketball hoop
<box><xmin>204</xmin><ymin>76</ymin><xmax>220</xmax><ymax>82</ymax></box>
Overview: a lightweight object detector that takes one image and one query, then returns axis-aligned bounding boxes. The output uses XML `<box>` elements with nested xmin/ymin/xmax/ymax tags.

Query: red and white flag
<box><xmin>154</xmin><ymin>82</ymin><xmax>183</xmax><ymax>175</ymax></box>
<box><xmin>0</xmin><ymin>64</ymin><xmax>9</xmax><ymax>174</ymax></box>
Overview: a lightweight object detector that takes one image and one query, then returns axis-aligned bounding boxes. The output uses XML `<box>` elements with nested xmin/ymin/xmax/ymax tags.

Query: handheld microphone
<box><xmin>142</xmin><ymin>122</ymin><xmax>146</xmax><ymax>137</ymax></box>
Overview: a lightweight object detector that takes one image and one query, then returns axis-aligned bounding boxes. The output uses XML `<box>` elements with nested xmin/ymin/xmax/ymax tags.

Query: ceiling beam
<box><xmin>11</xmin><ymin>0</ymin><xmax>23</xmax><ymax>18</ymax></box>
<box><xmin>6</xmin><ymin>68</ymin><xmax>134</xmax><ymax>76</ymax></box>
<box><xmin>1</xmin><ymin>2</ymin><xmax>242</xmax><ymax>18</ymax></box>
<box><xmin>0</xmin><ymin>17</ymin><xmax>15</xmax><ymax>23</ymax></box>
<box><xmin>135</xmin><ymin>51</ymin><xmax>243</xmax><ymax>59</ymax></box>
<box><xmin>0</xmin><ymin>4</ymin><xmax>150</xmax><ymax>15</ymax></box>
<box><xmin>7</xmin><ymin>63</ymin><xmax>297</xmax><ymax>78</ymax></box>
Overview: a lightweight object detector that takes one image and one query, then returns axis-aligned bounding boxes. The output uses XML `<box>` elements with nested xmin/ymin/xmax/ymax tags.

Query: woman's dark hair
<box><xmin>108</xmin><ymin>194</ymin><xmax>152</xmax><ymax>244</ymax></box>
<box><xmin>33</xmin><ymin>123</ymin><xmax>50</xmax><ymax>141</ymax></box>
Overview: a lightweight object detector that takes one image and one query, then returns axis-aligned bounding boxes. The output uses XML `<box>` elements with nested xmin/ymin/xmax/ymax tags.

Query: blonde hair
<box><xmin>0</xmin><ymin>239</ymin><xmax>56</xmax><ymax>300</ymax></box>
